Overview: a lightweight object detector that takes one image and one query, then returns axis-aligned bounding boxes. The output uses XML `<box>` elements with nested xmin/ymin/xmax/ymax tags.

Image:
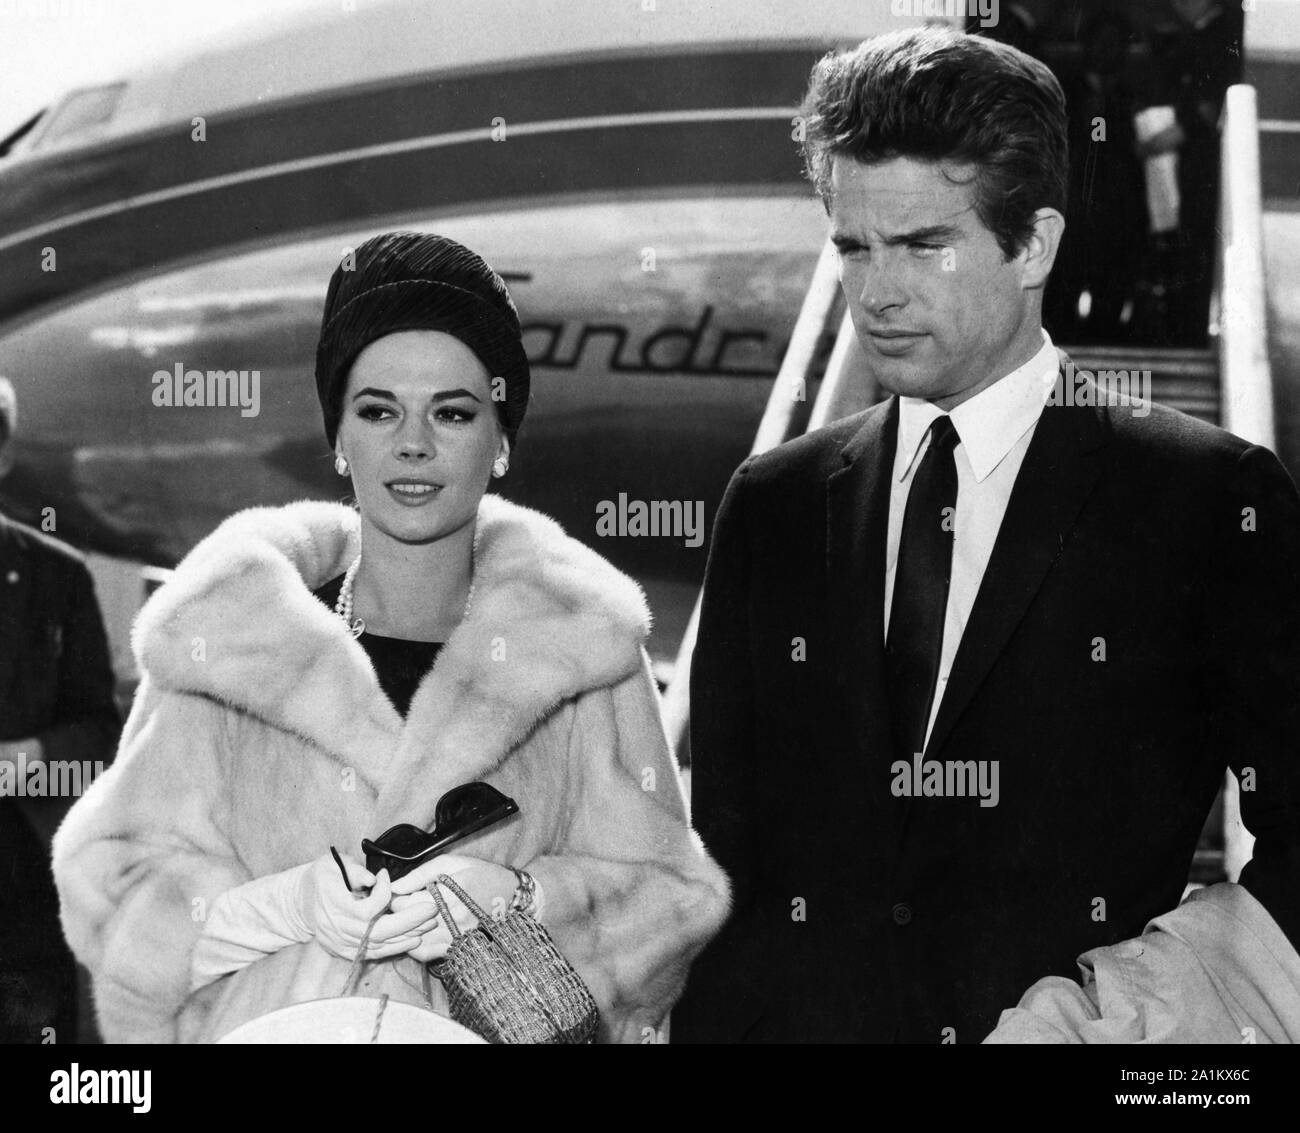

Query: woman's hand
<box><xmin>389</xmin><ymin>854</ymin><xmax>519</xmax><ymax>962</ymax></box>
<box><xmin>297</xmin><ymin>852</ymin><xmax>441</xmax><ymax>961</ymax></box>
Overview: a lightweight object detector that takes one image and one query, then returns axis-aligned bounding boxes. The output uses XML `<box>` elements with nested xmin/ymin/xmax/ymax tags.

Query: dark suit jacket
<box><xmin>672</xmin><ymin>372</ymin><xmax>1300</xmax><ymax>1043</ymax></box>
<box><xmin>0</xmin><ymin>515</ymin><xmax>120</xmax><ymax>761</ymax></box>
<box><xmin>0</xmin><ymin>513</ymin><xmax>120</xmax><ymax>1039</ymax></box>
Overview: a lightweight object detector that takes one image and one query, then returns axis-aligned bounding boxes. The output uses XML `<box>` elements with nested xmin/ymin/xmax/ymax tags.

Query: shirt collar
<box><xmin>895</xmin><ymin>331</ymin><xmax>1057</xmax><ymax>484</ymax></box>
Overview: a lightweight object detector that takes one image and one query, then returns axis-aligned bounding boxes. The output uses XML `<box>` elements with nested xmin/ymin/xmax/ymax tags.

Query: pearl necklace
<box><xmin>335</xmin><ymin>554</ymin><xmax>365</xmax><ymax>638</ymax></box>
<box><xmin>334</xmin><ymin>548</ymin><xmax>477</xmax><ymax>640</ymax></box>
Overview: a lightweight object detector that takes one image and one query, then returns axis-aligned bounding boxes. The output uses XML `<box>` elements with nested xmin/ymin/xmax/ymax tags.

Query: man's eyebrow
<box><xmin>351</xmin><ymin>386</ymin><xmax>483</xmax><ymax>403</ymax></box>
<box><xmin>887</xmin><ymin>224</ymin><xmax>962</xmax><ymax>245</ymax></box>
<box><xmin>831</xmin><ymin>223</ymin><xmax>963</xmax><ymax>248</ymax></box>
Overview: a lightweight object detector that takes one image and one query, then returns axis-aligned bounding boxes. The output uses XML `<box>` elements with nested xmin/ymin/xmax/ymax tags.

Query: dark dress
<box><xmin>312</xmin><ymin>575</ymin><xmax>442</xmax><ymax>716</ymax></box>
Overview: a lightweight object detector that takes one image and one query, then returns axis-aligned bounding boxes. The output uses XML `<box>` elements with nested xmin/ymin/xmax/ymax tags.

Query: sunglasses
<box><xmin>359</xmin><ymin>782</ymin><xmax>520</xmax><ymax>882</ymax></box>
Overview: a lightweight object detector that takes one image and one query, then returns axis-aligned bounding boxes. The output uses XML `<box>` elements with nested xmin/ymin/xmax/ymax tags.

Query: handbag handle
<box><xmin>425</xmin><ymin>873</ymin><xmax>495</xmax><ymax>939</ymax></box>
<box><xmin>341</xmin><ymin>875</ymin><xmax>489</xmax><ymax>997</ymax></box>
<box><xmin>425</xmin><ymin>874</ymin><xmax>572</xmax><ymax>1038</ymax></box>
<box><xmin>340</xmin><ymin>908</ymin><xmax>387</xmax><ymax>997</ymax></box>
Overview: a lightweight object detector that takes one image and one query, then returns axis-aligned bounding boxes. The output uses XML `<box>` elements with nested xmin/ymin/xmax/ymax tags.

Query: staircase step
<box><xmin>1060</xmin><ymin>345</ymin><xmax>1220</xmax><ymax>425</ymax></box>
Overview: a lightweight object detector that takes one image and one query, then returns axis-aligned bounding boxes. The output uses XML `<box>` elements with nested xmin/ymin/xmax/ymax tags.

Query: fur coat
<box><xmin>52</xmin><ymin>494</ymin><xmax>729</xmax><ymax>1043</ymax></box>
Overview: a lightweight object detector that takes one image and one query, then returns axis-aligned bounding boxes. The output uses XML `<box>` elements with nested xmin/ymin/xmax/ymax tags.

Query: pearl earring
<box><xmin>334</xmin><ymin>454</ymin><xmax>349</xmax><ymax>476</ymax></box>
<box><xmin>492</xmin><ymin>457</ymin><xmax>508</xmax><ymax>478</ymax></box>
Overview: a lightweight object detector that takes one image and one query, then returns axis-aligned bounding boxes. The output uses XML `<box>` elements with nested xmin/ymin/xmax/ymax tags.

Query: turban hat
<box><xmin>315</xmin><ymin>231</ymin><xmax>530</xmax><ymax>447</ymax></box>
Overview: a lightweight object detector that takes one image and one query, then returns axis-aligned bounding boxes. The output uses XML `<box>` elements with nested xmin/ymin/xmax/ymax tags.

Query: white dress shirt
<box><xmin>883</xmin><ymin>331</ymin><xmax>1059</xmax><ymax>749</ymax></box>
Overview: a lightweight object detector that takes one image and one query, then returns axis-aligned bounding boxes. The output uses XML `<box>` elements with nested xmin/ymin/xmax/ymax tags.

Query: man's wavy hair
<box><xmin>800</xmin><ymin>26</ymin><xmax>1068</xmax><ymax>259</ymax></box>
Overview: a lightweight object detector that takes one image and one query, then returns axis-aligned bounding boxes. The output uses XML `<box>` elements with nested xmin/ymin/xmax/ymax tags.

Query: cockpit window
<box><xmin>32</xmin><ymin>83</ymin><xmax>126</xmax><ymax>151</ymax></box>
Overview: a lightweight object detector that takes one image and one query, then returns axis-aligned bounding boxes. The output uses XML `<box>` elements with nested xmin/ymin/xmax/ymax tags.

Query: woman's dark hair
<box><xmin>800</xmin><ymin>25</ymin><xmax>1068</xmax><ymax>259</ymax></box>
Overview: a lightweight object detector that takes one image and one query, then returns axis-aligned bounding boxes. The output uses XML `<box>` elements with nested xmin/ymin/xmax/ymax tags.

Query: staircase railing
<box><xmin>1214</xmin><ymin>84</ymin><xmax>1275</xmax><ymax>883</ymax></box>
<box><xmin>659</xmin><ymin>240</ymin><xmax>845</xmax><ymax>761</ymax></box>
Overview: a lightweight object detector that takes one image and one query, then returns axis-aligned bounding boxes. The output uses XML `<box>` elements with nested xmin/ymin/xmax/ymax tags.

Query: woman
<box><xmin>52</xmin><ymin>232</ymin><xmax>729</xmax><ymax>1043</ymax></box>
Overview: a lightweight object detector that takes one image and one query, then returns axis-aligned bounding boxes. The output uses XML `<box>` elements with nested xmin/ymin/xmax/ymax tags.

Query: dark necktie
<box><xmin>886</xmin><ymin>414</ymin><xmax>960</xmax><ymax>758</ymax></box>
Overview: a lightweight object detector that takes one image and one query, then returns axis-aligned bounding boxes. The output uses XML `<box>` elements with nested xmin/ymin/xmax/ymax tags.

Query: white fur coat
<box><xmin>52</xmin><ymin>494</ymin><xmax>729</xmax><ymax>1043</ymax></box>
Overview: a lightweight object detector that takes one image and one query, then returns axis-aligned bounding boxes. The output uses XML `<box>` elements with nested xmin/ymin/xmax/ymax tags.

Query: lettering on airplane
<box><xmin>521</xmin><ymin>304</ymin><xmax>830</xmax><ymax>378</ymax></box>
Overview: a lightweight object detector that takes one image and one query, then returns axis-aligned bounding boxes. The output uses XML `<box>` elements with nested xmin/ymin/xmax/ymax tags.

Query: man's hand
<box><xmin>1</xmin><ymin>738</ymin><xmax>44</xmax><ymax>797</ymax></box>
<box><xmin>1134</xmin><ymin>120</ymin><xmax>1185</xmax><ymax>157</ymax></box>
<box><xmin>0</xmin><ymin>737</ymin><xmax>44</xmax><ymax>764</ymax></box>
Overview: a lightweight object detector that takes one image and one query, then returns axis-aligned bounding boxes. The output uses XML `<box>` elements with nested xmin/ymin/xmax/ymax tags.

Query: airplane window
<box><xmin>33</xmin><ymin>83</ymin><xmax>127</xmax><ymax>151</ymax></box>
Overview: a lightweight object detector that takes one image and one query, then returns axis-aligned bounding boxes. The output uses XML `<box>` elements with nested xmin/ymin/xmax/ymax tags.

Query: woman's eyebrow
<box><xmin>352</xmin><ymin>386</ymin><xmax>483</xmax><ymax>403</ymax></box>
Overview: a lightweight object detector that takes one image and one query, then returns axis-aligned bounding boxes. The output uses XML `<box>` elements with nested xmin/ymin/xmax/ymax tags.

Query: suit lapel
<box><xmin>924</xmin><ymin>382</ymin><xmax>1109</xmax><ymax>759</ymax></box>
<box><xmin>825</xmin><ymin>399</ymin><xmax>899</xmax><ymax>812</ymax></box>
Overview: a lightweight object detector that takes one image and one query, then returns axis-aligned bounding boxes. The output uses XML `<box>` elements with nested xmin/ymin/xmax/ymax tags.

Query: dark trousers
<box><xmin>0</xmin><ymin>804</ymin><xmax>78</xmax><ymax>1043</ymax></box>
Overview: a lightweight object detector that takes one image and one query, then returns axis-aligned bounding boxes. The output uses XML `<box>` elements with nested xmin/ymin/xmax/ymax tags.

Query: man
<box><xmin>672</xmin><ymin>26</ymin><xmax>1300</xmax><ymax>1043</ymax></box>
<box><xmin>1043</xmin><ymin>9</ymin><xmax>1147</xmax><ymax>343</ymax></box>
<box><xmin>1156</xmin><ymin>0</ymin><xmax>1243</xmax><ymax>345</ymax></box>
<box><xmin>0</xmin><ymin>376</ymin><xmax>120</xmax><ymax>1042</ymax></box>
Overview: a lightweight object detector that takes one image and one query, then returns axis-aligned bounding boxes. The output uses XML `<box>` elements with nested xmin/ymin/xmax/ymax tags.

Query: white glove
<box><xmin>190</xmin><ymin>852</ymin><xmax>441</xmax><ymax>991</ymax></box>
<box><xmin>294</xmin><ymin>852</ymin><xmax>442</xmax><ymax>960</ymax></box>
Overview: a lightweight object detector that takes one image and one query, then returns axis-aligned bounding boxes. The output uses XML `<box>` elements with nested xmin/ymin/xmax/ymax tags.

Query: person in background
<box><xmin>1150</xmin><ymin>0</ymin><xmax>1244</xmax><ymax>345</ymax></box>
<box><xmin>0</xmin><ymin>375</ymin><xmax>121</xmax><ymax>1042</ymax></box>
<box><xmin>1044</xmin><ymin>9</ymin><xmax>1149</xmax><ymax>344</ymax></box>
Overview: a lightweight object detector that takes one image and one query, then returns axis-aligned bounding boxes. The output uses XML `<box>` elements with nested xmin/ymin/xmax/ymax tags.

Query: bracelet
<box><xmin>509</xmin><ymin>868</ymin><xmax>537</xmax><ymax>916</ymax></box>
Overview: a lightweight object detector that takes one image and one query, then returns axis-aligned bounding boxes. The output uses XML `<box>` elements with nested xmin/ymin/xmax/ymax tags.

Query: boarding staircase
<box><xmin>662</xmin><ymin>86</ymin><xmax>1274</xmax><ymax>892</ymax></box>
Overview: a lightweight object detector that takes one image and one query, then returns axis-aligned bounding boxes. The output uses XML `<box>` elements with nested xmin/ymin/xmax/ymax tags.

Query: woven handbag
<box><xmin>425</xmin><ymin>873</ymin><xmax>600</xmax><ymax>1044</ymax></box>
